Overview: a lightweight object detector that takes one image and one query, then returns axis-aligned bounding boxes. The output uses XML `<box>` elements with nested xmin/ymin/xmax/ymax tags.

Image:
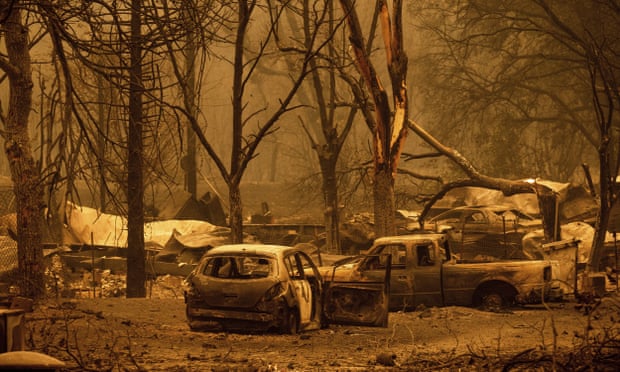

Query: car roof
<box><xmin>430</xmin><ymin>204</ymin><xmax>528</xmax><ymax>218</ymax></box>
<box><xmin>441</xmin><ymin>204</ymin><xmax>511</xmax><ymax>211</ymax></box>
<box><xmin>396</xmin><ymin>209</ymin><xmax>419</xmax><ymax>217</ymax></box>
<box><xmin>374</xmin><ymin>232</ymin><xmax>447</xmax><ymax>244</ymax></box>
<box><xmin>205</xmin><ymin>244</ymin><xmax>296</xmax><ymax>258</ymax></box>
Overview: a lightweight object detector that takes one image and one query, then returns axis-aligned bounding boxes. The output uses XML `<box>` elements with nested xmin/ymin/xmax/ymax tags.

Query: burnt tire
<box><xmin>281</xmin><ymin>308</ymin><xmax>299</xmax><ymax>335</ymax></box>
<box><xmin>186</xmin><ymin>306</ymin><xmax>199</xmax><ymax>331</ymax></box>
<box><xmin>481</xmin><ymin>292</ymin><xmax>504</xmax><ymax>309</ymax></box>
<box><xmin>187</xmin><ymin>320</ymin><xmax>200</xmax><ymax>331</ymax></box>
<box><xmin>474</xmin><ymin>282</ymin><xmax>516</xmax><ymax>311</ymax></box>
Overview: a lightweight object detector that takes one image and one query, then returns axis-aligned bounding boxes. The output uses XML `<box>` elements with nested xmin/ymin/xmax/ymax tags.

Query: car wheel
<box><xmin>187</xmin><ymin>320</ymin><xmax>200</xmax><ymax>331</ymax></box>
<box><xmin>282</xmin><ymin>308</ymin><xmax>299</xmax><ymax>335</ymax></box>
<box><xmin>186</xmin><ymin>306</ymin><xmax>198</xmax><ymax>330</ymax></box>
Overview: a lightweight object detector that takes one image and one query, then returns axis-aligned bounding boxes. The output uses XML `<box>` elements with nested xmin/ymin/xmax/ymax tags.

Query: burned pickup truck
<box><xmin>321</xmin><ymin>231</ymin><xmax>563</xmax><ymax>311</ymax></box>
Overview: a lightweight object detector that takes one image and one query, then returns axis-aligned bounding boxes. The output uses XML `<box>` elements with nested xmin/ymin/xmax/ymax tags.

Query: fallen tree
<box><xmin>408</xmin><ymin>119</ymin><xmax>562</xmax><ymax>244</ymax></box>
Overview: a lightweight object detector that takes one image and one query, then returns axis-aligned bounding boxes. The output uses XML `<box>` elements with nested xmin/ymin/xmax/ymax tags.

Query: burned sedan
<box><xmin>184</xmin><ymin>244</ymin><xmax>389</xmax><ymax>334</ymax></box>
<box><xmin>184</xmin><ymin>244</ymin><xmax>325</xmax><ymax>334</ymax></box>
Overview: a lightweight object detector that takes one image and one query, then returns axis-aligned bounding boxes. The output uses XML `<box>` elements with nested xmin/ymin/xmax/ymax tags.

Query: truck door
<box><xmin>412</xmin><ymin>242</ymin><xmax>443</xmax><ymax>307</ymax></box>
<box><xmin>322</xmin><ymin>256</ymin><xmax>390</xmax><ymax>327</ymax></box>
<box><xmin>354</xmin><ymin>243</ymin><xmax>414</xmax><ymax>310</ymax></box>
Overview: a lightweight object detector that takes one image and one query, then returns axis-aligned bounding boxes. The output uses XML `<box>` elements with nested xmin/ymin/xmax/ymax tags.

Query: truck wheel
<box><xmin>481</xmin><ymin>292</ymin><xmax>504</xmax><ymax>309</ymax></box>
<box><xmin>474</xmin><ymin>283</ymin><xmax>516</xmax><ymax>310</ymax></box>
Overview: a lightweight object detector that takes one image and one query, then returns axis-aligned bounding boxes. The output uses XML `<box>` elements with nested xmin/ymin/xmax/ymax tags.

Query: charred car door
<box><xmin>351</xmin><ymin>244</ymin><xmax>412</xmax><ymax>310</ymax></box>
<box><xmin>322</xmin><ymin>255</ymin><xmax>391</xmax><ymax>327</ymax></box>
<box><xmin>283</xmin><ymin>251</ymin><xmax>322</xmax><ymax>328</ymax></box>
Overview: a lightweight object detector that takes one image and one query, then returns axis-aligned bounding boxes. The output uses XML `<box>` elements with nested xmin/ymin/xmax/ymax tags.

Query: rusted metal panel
<box><xmin>322</xmin><ymin>282</ymin><xmax>388</xmax><ymax>326</ymax></box>
<box><xmin>322</xmin><ymin>256</ymin><xmax>390</xmax><ymax>327</ymax></box>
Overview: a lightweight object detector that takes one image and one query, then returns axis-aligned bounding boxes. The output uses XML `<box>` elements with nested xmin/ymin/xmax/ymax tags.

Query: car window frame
<box><xmin>361</xmin><ymin>243</ymin><xmax>406</xmax><ymax>270</ymax></box>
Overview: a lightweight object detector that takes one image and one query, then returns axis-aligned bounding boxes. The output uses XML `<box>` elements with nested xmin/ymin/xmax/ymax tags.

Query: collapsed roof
<box><xmin>63</xmin><ymin>202</ymin><xmax>225</xmax><ymax>248</ymax></box>
<box><xmin>433</xmin><ymin>181</ymin><xmax>597</xmax><ymax>224</ymax></box>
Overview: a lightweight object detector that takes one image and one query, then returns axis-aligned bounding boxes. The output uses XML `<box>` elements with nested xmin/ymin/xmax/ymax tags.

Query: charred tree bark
<box><xmin>227</xmin><ymin>0</ymin><xmax>252</xmax><ymax>244</ymax></box>
<box><xmin>96</xmin><ymin>74</ymin><xmax>108</xmax><ymax>213</ymax></box>
<box><xmin>585</xmin><ymin>52</ymin><xmax>618</xmax><ymax>273</ymax></box>
<box><xmin>319</xmin><ymin>150</ymin><xmax>340</xmax><ymax>254</ymax></box>
<box><xmin>126</xmin><ymin>0</ymin><xmax>146</xmax><ymax>298</ymax></box>
<box><xmin>374</xmin><ymin>166</ymin><xmax>395</xmax><ymax>236</ymax></box>
<box><xmin>228</xmin><ymin>183</ymin><xmax>243</xmax><ymax>244</ymax></box>
<box><xmin>1</xmin><ymin>1</ymin><xmax>45</xmax><ymax>298</ymax></box>
<box><xmin>300</xmin><ymin>1</ymin><xmax>343</xmax><ymax>253</ymax></box>
<box><xmin>339</xmin><ymin>0</ymin><xmax>407</xmax><ymax>237</ymax></box>
<box><xmin>589</xmin><ymin>107</ymin><xmax>614</xmax><ymax>272</ymax></box>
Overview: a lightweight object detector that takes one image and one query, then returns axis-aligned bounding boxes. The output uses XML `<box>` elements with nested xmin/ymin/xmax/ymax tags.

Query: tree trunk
<box><xmin>320</xmin><ymin>156</ymin><xmax>340</xmax><ymax>253</ymax></box>
<box><xmin>227</xmin><ymin>1</ymin><xmax>250</xmax><ymax>244</ymax></box>
<box><xmin>2</xmin><ymin>3</ymin><xmax>45</xmax><ymax>298</ymax></box>
<box><xmin>126</xmin><ymin>0</ymin><xmax>146</xmax><ymax>298</ymax></box>
<box><xmin>589</xmin><ymin>141</ymin><xmax>612</xmax><ymax>272</ymax></box>
<box><xmin>374</xmin><ymin>167</ymin><xmax>396</xmax><ymax>236</ymax></box>
<box><xmin>339</xmin><ymin>0</ymin><xmax>407</xmax><ymax>238</ymax></box>
<box><xmin>96</xmin><ymin>73</ymin><xmax>108</xmax><ymax>213</ymax></box>
<box><xmin>183</xmin><ymin>4</ymin><xmax>198</xmax><ymax>198</ymax></box>
<box><xmin>228</xmin><ymin>183</ymin><xmax>243</xmax><ymax>244</ymax></box>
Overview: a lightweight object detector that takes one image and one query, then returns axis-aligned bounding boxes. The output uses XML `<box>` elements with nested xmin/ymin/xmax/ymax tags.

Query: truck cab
<box><xmin>351</xmin><ymin>232</ymin><xmax>447</xmax><ymax>310</ymax></box>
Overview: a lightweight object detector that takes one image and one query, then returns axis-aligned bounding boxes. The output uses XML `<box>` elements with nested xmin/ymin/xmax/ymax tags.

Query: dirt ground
<box><xmin>18</xmin><ymin>274</ymin><xmax>619</xmax><ymax>372</ymax></box>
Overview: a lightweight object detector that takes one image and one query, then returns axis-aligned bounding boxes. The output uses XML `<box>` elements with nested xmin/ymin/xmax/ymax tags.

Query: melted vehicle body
<box><xmin>184</xmin><ymin>244</ymin><xmax>388</xmax><ymax>333</ymax></box>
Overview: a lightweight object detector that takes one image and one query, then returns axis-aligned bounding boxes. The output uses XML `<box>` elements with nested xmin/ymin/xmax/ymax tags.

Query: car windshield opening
<box><xmin>204</xmin><ymin>256</ymin><xmax>275</xmax><ymax>279</ymax></box>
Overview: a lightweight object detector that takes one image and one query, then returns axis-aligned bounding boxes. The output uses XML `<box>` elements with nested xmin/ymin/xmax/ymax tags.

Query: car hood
<box><xmin>197</xmin><ymin>277</ymin><xmax>281</xmax><ymax>308</ymax></box>
<box><xmin>318</xmin><ymin>265</ymin><xmax>359</xmax><ymax>282</ymax></box>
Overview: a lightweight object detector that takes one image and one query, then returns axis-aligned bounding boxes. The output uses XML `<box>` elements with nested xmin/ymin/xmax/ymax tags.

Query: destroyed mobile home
<box><xmin>183</xmin><ymin>244</ymin><xmax>389</xmax><ymax>333</ymax></box>
<box><xmin>52</xmin><ymin>203</ymin><xmax>334</xmax><ymax>276</ymax></box>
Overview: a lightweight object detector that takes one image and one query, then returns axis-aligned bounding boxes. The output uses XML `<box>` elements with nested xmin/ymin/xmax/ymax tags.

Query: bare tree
<box><xmin>152</xmin><ymin>0</ymin><xmax>229</xmax><ymax>201</ymax></box>
<box><xmin>267</xmin><ymin>1</ymin><xmax>368</xmax><ymax>252</ymax></box>
<box><xmin>338</xmin><ymin>0</ymin><xmax>408</xmax><ymax>237</ymax></box>
<box><xmin>0</xmin><ymin>1</ymin><xmax>45</xmax><ymax>298</ymax></box>
<box><xmin>125</xmin><ymin>0</ymin><xmax>146</xmax><ymax>297</ymax></box>
<box><xmin>411</xmin><ymin>1</ymin><xmax>596</xmax><ymax>182</ymax></box>
<box><xmin>532</xmin><ymin>1</ymin><xmax>620</xmax><ymax>270</ymax></box>
<box><xmin>225</xmin><ymin>1</ymin><xmax>323</xmax><ymax>242</ymax></box>
<box><xmin>39</xmin><ymin>0</ymin><xmax>186</xmax><ymax>296</ymax></box>
<box><xmin>160</xmin><ymin>1</ymin><xmax>329</xmax><ymax>243</ymax></box>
